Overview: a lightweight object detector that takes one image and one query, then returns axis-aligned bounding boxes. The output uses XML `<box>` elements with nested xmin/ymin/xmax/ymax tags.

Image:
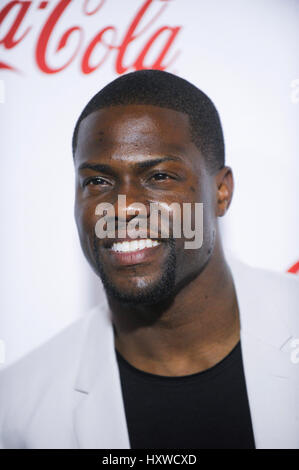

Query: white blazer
<box><xmin>0</xmin><ymin>257</ymin><xmax>298</xmax><ymax>449</ymax></box>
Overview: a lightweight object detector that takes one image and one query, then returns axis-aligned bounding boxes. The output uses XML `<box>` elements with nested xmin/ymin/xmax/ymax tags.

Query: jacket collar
<box><xmin>73</xmin><ymin>301</ymin><xmax>130</xmax><ymax>448</ymax></box>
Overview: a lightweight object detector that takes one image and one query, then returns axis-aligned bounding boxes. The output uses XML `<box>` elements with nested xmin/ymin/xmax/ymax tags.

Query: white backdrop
<box><xmin>1</xmin><ymin>0</ymin><xmax>298</xmax><ymax>367</ymax></box>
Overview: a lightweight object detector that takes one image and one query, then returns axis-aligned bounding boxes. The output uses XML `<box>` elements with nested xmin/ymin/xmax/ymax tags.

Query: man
<box><xmin>0</xmin><ymin>70</ymin><xmax>298</xmax><ymax>449</ymax></box>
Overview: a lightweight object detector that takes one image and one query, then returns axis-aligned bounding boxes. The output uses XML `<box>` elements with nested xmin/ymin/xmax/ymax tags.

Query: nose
<box><xmin>113</xmin><ymin>180</ymin><xmax>150</xmax><ymax>224</ymax></box>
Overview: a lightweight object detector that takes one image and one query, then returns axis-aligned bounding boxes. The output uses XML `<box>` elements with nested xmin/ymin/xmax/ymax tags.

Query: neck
<box><xmin>109</xmin><ymin>240</ymin><xmax>240</xmax><ymax>376</ymax></box>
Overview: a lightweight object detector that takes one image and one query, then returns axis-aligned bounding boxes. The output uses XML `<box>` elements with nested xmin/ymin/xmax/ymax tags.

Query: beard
<box><xmin>92</xmin><ymin>235</ymin><xmax>177</xmax><ymax>305</ymax></box>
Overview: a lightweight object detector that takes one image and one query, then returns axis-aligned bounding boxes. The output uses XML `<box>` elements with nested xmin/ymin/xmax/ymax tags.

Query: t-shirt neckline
<box><xmin>115</xmin><ymin>340</ymin><xmax>241</xmax><ymax>384</ymax></box>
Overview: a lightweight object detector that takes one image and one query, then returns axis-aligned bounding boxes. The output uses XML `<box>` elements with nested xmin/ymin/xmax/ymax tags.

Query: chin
<box><xmin>93</xmin><ymin>236</ymin><xmax>177</xmax><ymax>305</ymax></box>
<box><xmin>101</xmin><ymin>275</ymin><xmax>176</xmax><ymax>305</ymax></box>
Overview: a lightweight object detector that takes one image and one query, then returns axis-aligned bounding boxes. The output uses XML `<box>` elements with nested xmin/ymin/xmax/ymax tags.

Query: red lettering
<box><xmin>0</xmin><ymin>1</ymin><xmax>31</xmax><ymax>48</ymax></box>
<box><xmin>35</xmin><ymin>0</ymin><xmax>83</xmax><ymax>74</ymax></box>
<box><xmin>1</xmin><ymin>0</ymin><xmax>181</xmax><ymax>75</ymax></box>
<box><xmin>288</xmin><ymin>261</ymin><xmax>299</xmax><ymax>274</ymax></box>
<box><xmin>81</xmin><ymin>26</ymin><xmax>116</xmax><ymax>74</ymax></box>
<box><xmin>115</xmin><ymin>0</ymin><xmax>169</xmax><ymax>74</ymax></box>
<box><xmin>0</xmin><ymin>60</ymin><xmax>20</xmax><ymax>72</ymax></box>
<box><xmin>83</xmin><ymin>0</ymin><xmax>106</xmax><ymax>16</ymax></box>
<box><xmin>134</xmin><ymin>26</ymin><xmax>181</xmax><ymax>71</ymax></box>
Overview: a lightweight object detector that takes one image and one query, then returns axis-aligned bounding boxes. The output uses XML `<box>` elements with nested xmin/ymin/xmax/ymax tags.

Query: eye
<box><xmin>83</xmin><ymin>176</ymin><xmax>111</xmax><ymax>188</ymax></box>
<box><xmin>150</xmin><ymin>172</ymin><xmax>172</xmax><ymax>181</ymax></box>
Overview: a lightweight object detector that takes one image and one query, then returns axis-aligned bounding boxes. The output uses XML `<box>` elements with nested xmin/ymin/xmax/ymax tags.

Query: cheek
<box><xmin>75</xmin><ymin>199</ymin><xmax>100</xmax><ymax>268</ymax></box>
<box><xmin>193</xmin><ymin>175</ymin><xmax>217</xmax><ymax>232</ymax></box>
<box><xmin>75</xmin><ymin>196</ymin><xmax>98</xmax><ymax>240</ymax></box>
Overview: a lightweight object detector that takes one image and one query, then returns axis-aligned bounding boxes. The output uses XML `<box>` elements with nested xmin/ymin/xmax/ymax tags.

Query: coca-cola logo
<box><xmin>0</xmin><ymin>0</ymin><xmax>181</xmax><ymax>74</ymax></box>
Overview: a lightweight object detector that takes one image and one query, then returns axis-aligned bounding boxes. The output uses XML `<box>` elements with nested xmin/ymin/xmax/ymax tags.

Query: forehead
<box><xmin>75</xmin><ymin>104</ymin><xmax>200</xmax><ymax>163</ymax></box>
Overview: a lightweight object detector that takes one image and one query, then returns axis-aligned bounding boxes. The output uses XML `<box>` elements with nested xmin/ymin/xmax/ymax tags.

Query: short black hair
<box><xmin>72</xmin><ymin>69</ymin><xmax>225</xmax><ymax>172</ymax></box>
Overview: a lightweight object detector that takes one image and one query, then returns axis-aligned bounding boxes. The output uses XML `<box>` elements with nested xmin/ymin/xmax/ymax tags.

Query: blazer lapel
<box><xmin>73</xmin><ymin>302</ymin><xmax>130</xmax><ymax>449</ymax></box>
<box><xmin>230</xmin><ymin>258</ymin><xmax>299</xmax><ymax>449</ymax></box>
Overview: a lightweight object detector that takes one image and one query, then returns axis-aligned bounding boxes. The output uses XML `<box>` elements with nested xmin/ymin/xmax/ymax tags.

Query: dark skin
<box><xmin>74</xmin><ymin>104</ymin><xmax>239</xmax><ymax>376</ymax></box>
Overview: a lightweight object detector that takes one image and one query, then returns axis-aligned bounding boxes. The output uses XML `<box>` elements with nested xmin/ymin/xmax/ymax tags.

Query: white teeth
<box><xmin>139</xmin><ymin>239</ymin><xmax>146</xmax><ymax>250</ymax></box>
<box><xmin>111</xmin><ymin>238</ymin><xmax>160</xmax><ymax>253</ymax></box>
<box><xmin>123</xmin><ymin>241</ymin><xmax>129</xmax><ymax>252</ymax></box>
<box><xmin>131</xmin><ymin>240</ymin><xmax>138</xmax><ymax>251</ymax></box>
<box><xmin>145</xmin><ymin>239</ymin><xmax>152</xmax><ymax>248</ymax></box>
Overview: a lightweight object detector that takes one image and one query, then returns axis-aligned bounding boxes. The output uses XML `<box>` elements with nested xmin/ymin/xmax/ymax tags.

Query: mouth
<box><xmin>100</xmin><ymin>237</ymin><xmax>164</xmax><ymax>267</ymax></box>
<box><xmin>111</xmin><ymin>238</ymin><xmax>160</xmax><ymax>252</ymax></box>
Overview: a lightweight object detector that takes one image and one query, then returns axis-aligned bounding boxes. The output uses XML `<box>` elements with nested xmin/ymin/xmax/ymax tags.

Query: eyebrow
<box><xmin>78</xmin><ymin>156</ymin><xmax>183</xmax><ymax>173</ymax></box>
<box><xmin>78</xmin><ymin>162</ymin><xmax>113</xmax><ymax>173</ymax></box>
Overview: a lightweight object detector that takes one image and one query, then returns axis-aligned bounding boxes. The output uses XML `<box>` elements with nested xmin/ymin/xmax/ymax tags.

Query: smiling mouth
<box><xmin>101</xmin><ymin>237</ymin><xmax>164</xmax><ymax>267</ymax></box>
<box><xmin>110</xmin><ymin>238</ymin><xmax>161</xmax><ymax>253</ymax></box>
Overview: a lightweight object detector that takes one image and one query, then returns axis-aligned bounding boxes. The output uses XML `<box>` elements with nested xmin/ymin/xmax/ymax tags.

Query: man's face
<box><xmin>74</xmin><ymin>105</ymin><xmax>218</xmax><ymax>304</ymax></box>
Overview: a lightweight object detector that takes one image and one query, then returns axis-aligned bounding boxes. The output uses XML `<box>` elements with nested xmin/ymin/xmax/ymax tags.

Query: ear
<box><xmin>215</xmin><ymin>166</ymin><xmax>234</xmax><ymax>217</ymax></box>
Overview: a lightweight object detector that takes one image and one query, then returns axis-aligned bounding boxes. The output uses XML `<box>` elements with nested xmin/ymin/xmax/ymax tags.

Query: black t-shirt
<box><xmin>115</xmin><ymin>341</ymin><xmax>256</xmax><ymax>449</ymax></box>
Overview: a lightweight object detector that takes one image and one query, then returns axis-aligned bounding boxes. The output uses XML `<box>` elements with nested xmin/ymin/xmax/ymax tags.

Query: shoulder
<box><xmin>0</xmin><ymin>307</ymin><xmax>91</xmax><ymax>383</ymax></box>
<box><xmin>229</xmin><ymin>254</ymin><xmax>298</xmax><ymax>285</ymax></box>
<box><xmin>228</xmin><ymin>255</ymin><xmax>299</xmax><ymax>336</ymax></box>
<box><xmin>229</xmin><ymin>255</ymin><xmax>299</xmax><ymax>297</ymax></box>
<box><xmin>0</xmin><ymin>303</ymin><xmax>104</xmax><ymax>447</ymax></box>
